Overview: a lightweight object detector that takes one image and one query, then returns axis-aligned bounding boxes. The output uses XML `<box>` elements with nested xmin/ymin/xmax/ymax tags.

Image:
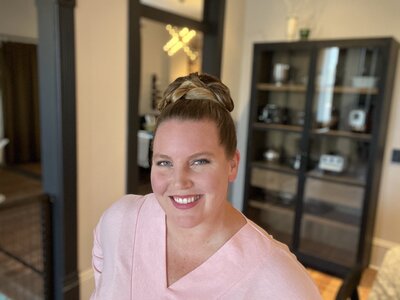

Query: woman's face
<box><xmin>151</xmin><ymin>119</ymin><xmax>239</xmax><ymax>229</ymax></box>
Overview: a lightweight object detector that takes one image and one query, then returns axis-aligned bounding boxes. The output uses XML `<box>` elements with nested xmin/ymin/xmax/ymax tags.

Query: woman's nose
<box><xmin>173</xmin><ymin>166</ymin><xmax>193</xmax><ymax>189</ymax></box>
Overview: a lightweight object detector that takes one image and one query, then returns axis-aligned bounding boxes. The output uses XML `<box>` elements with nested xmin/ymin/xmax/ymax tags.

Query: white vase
<box><xmin>286</xmin><ymin>16</ymin><xmax>298</xmax><ymax>41</ymax></box>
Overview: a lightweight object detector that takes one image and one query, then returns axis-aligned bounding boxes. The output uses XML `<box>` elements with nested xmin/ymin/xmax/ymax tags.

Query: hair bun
<box><xmin>157</xmin><ymin>73</ymin><xmax>234</xmax><ymax>112</ymax></box>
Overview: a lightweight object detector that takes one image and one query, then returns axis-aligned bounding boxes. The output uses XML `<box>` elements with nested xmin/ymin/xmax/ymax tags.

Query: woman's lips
<box><xmin>169</xmin><ymin>195</ymin><xmax>202</xmax><ymax>209</ymax></box>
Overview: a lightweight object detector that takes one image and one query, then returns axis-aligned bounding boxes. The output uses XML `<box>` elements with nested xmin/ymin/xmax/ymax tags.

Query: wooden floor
<box><xmin>0</xmin><ymin>163</ymin><xmax>42</xmax><ymax>204</ymax></box>
<box><xmin>308</xmin><ymin>268</ymin><xmax>376</xmax><ymax>299</ymax></box>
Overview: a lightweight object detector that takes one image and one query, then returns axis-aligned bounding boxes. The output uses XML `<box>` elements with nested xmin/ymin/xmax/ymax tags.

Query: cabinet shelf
<box><xmin>312</xmin><ymin>128</ymin><xmax>371</xmax><ymax>141</ymax></box>
<box><xmin>257</xmin><ymin>83</ymin><xmax>307</xmax><ymax>92</ymax></box>
<box><xmin>252</xmin><ymin>161</ymin><xmax>298</xmax><ymax>175</ymax></box>
<box><xmin>299</xmin><ymin>238</ymin><xmax>356</xmax><ymax>267</ymax></box>
<box><xmin>318</xmin><ymin>85</ymin><xmax>378</xmax><ymax>95</ymax></box>
<box><xmin>253</xmin><ymin>122</ymin><xmax>303</xmax><ymax>133</ymax></box>
<box><xmin>256</xmin><ymin>83</ymin><xmax>378</xmax><ymax>95</ymax></box>
<box><xmin>303</xmin><ymin>210</ymin><xmax>360</xmax><ymax>231</ymax></box>
<box><xmin>250</xmin><ymin>199</ymin><xmax>359</xmax><ymax>231</ymax></box>
<box><xmin>248</xmin><ymin>199</ymin><xmax>294</xmax><ymax>216</ymax></box>
<box><xmin>307</xmin><ymin>169</ymin><xmax>366</xmax><ymax>187</ymax></box>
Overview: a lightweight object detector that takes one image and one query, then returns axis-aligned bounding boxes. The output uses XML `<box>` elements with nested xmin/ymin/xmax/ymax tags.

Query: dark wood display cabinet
<box><xmin>243</xmin><ymin>37</ymin><xmax>399</xmax><ymax>299</ymax></box>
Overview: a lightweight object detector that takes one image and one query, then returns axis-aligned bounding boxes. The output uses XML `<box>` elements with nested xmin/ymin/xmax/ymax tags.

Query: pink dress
<box><xmin>91</xmin><ymin>194</ymin><xmax>322</xmax><ymax>299</ymax></box>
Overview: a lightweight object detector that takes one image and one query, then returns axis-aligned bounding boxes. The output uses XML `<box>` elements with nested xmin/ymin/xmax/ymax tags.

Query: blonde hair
<box><xmin>154</xmin><ymin>73</ymin><xmax>237</xmax><ymax>158</ymax></box>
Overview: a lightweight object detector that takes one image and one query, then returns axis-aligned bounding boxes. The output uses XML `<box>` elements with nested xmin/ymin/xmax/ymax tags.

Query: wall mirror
<box><xmin>127</xmin><ymin>0</ymin><xmax>226</xmax><ymax>195</ymax></box>
<box><xmin>140</xmin><ymin>0</ymin><xmax>204</xmax><ymax>21</ymax></box>
<box><xmin>137</xmin><ymin>17</ymin><xmax>203</xmax><ymax>194</ymax></box>
<box><xmin>139</xmin><ymin>17</ymin><xmax>203</xmax><ymax>116</ymax></box>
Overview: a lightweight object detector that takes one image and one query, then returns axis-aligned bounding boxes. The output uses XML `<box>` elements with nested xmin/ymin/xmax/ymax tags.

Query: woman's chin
<box><xmin>168</xmin><ymin>215</ymin><xmax>203</xmax><ymax>229</ymax></box>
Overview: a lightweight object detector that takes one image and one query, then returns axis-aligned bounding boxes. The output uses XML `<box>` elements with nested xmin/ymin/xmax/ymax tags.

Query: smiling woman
<box><xmin>90</xmin><ymin>73</ymin><xmax>322</xmax><ymax>299</ymax></box>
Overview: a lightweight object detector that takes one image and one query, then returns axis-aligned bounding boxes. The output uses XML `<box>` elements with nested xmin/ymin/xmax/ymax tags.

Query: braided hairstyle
<box><xmin>154</xmin><ymin>72</ymin><xmax>237</xmax><ymax>158</ymax></box>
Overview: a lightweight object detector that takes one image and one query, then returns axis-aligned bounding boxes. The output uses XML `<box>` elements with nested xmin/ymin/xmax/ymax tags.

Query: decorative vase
<box><xmin>286</xmin><ymin>16</ymin><xmax>298</xmax><ymax>40</ymax></box>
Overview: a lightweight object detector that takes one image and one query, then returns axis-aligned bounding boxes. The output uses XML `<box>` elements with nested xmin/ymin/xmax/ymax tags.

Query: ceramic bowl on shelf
<box><xmin>351</xmin><ymin>76</ymin><xmax>378</xmax><ymax>88</ymax></box>
<box><xmin>263</xmin><ymin>149</ymin><xmax>280</xmax><ymax>163</ymax></box>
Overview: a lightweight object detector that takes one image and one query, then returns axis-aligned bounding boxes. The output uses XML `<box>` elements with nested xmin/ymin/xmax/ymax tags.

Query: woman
<box><xmin>91</xmin><ymin>73</ymin><xmax>321</xmax><ymax>299</ymax></box>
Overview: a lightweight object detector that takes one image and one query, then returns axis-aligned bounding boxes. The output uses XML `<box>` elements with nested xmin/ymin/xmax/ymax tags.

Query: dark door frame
<box><xmin>126</xmin><ymin>0</ymin><xmax>226</xmax><ymax>193</ymax></box>
<box><xmin>36</xmin><ymin>0</ymin><xmax>78</xmax><ymax>299</ymax></box>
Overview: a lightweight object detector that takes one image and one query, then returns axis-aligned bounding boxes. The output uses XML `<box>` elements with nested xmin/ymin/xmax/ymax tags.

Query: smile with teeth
<box><xmin>171</xmin><ymin>195</ymin><xmax>201</xmax><ymax>204</ymax></box>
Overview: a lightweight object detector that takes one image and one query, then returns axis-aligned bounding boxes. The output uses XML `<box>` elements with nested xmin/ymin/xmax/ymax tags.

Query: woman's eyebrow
<box><xmin>153</xmin><ymin>152</ymin><xmax>214</xmax><ymax>160</ymax></box>
<box><xmin>152</xmin><ymin>153</ymin><xmax>171</xmax><ymax>160</ymax></box>
<box><xmin>188</xmin><ymin>152</ymin><xmax>214</xmax><ymax>159</ymax></box>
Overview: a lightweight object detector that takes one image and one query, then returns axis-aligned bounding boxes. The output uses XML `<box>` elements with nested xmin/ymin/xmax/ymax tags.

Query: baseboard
<box><xmin>370</xmin><ymin>237</ymin><xmax>400</xmax><ymax>269</ymax></box>
<box><xmin>79</xmin><ymin>268</ymin><xmax>94</xmax><ymax>299</ymax></box>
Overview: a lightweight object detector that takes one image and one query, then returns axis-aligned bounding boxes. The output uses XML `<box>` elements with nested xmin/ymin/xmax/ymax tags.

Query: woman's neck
<box><xmin>166</xmin><ymin>203</ymin><xmax>246</xmax><ymax>249</ymax></box>
<box><xmin>165</xmin><ymin>203</ymin><xmax>247</xmax><ymax>286</ymax></box>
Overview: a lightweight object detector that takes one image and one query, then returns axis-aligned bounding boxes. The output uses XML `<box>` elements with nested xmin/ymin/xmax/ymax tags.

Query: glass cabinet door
<box><xmin>246</xmin><ymin>48</ymin><xmax>311</xmax><ymax>246</ymax></box>
<box><xmin>298</xmin><ymin>45</ymin><xmax>381</xmax><ymax>266</ymax></box>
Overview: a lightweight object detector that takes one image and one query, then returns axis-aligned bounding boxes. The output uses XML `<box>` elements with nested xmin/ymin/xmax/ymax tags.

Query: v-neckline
<box><xmin>163</xmin><ymin>216</ymin><xmax>249</xmax><ymax>290</ymax></box>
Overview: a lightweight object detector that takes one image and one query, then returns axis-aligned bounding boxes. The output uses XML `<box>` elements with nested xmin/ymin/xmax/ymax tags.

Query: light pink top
<box><xmin>91</xmin><ymin>194</ymin><xmax>322</xmax><ymax>299</ymax></box>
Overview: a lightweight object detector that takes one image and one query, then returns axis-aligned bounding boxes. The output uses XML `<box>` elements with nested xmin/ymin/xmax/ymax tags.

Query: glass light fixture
<box><xmin>163</xmin><ymin>24</ymin><xmax>198</xmax><ymax>60</ymax></box>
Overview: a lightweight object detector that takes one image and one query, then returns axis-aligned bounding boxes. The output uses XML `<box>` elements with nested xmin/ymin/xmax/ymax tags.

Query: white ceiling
<box><xmin>141</xmin><ymin>0</ymin><xmax>203</xmax><ymax>21</ymax></box>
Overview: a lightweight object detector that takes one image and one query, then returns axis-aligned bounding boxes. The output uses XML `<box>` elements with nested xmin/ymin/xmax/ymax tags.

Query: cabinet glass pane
<box><xmin>248</xmin><ymin>129</ymin><xmax>301</xmax><ymax>245</ymax></box>
<box><xmin>307</xmin><ymin>136</ymin><xmax>370</xmax><ymax>185</ymax></box>
<box><xmin>247</xmin><ymin>48</ymin><xmax>311</xmax><ymax>246</ymax></box>
<box><xmin>298</xmin><ymin>45</ymin><xmax>379</xmax><ymax>266</ymax></box>
<box><xmin>313</xmin><ymin>46</ymin><xmax>381</xmax><ymax>136</ymax></box>
<box><xmin>247</xmin><ymin>167</ymin><xmax>298</xmax><ymax>245</ymax></box>
<box><xmin>299</xmin><ymin>178</ymin><xmax>363</xmax><ymax>267</ymax></box>
<box><xmin>255</xmin><ymin>49</ymin><xmax>310</xmax><ymax>127</ymax></box>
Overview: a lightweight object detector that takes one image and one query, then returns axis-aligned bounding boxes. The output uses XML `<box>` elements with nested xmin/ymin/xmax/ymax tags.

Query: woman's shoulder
<box><xmin>243</xmin><ymin>219</ymin><xmax>304</xmax><ymax>269</ymax></box>
<box><xmin>99</xmin><ymin>193</ymin><xmax>156</xmax><ymax>230</ymax></box>
<box><xmin>244</xmin><ymin>218</ymin><xmax>292</xmax><ymax>255</ymax></box>
<box><xmin>103</xmin><ymin>194</ymin><xmax>146</xmax><ymax>216</ymax></box>
<box><xmin>235</xmin><ymin>219</ymin><xmax>321</xmax><ymax>298</ymax></box>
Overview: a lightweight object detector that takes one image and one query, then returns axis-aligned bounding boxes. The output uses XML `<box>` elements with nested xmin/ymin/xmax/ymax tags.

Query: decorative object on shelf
<box><xmin>318</xmin><ymin>153</ymin><xmax>347</xmax><ymax>173</ymax></box>
<box><xmin>283</xmin><ymin>0</ymin><xmax>325</xmax><ymax>41</ymax></box>
<box><xmin>348</xmin><ymin>109</ymin><xmax>367</xmax><ymax>132</ymax></box>
<box><xmin>291</xmin><ymin>110</ymin><xmax>305</xmax><ymax>126</ymax></box>
<box><xmin>0</xmin><ymin>138</ymin><xmax>10</xmax><ymax>166</ymax></box>
<box><xmin>291</xmin><ymin>153</ymin><xmax>302</xmax><ymax>170</ymax></box>
<box><xmin>142</xmin><ymin>114</ymin><xmax>156</xmax><ymax>132</ymax></box>
<box><xmin>305</xmin><ymin>199</ymin><xmax>334</xmax><ymax>214</ymax></box>
<box><xmin>317</xmin><ymin>107</ymin><xmax>339</xmax><ymax>130</ymax></box>
<box><xmin>263</xmin><ymin>148</ymin><xmax>281</xmax><ymax>163</ymax></box>
<box><xmin>286</xmin><ymin>16</ymin><xmax>298</xmax><ymax>41</ymax></box>
<box><xmin>299</xmin><ymin>28</ymin><xmax>310</xmax><ymax>40</ymax></box>
<box><xmin>151</xmin><ymin>74</ymin><xmax>162</xmax><ymax>110</ymax></box>
<box><xmin>258</xmin><ymin>104</ymin><xmax>290</xmax><ymax>124</ymax></box>
<box><xmin>278</xmin><ymin>192</ymin><xmax>296</xmax><ymax>206</ymax></box>
<box><xmin>273</xmin><ymin>63</ymin><xmax>290</xmax><ymax>84</ymax></box>
<box><xmin>351</xmin><ymin>76</ymin><xmax>378</xmax><ymax>88</ymax></box>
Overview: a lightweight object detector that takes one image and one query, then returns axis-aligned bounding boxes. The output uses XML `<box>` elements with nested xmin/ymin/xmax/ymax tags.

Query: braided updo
<box><xmin>154</xmin><ymin>73</ymin><xmax>237</xmax><ymax>158</ymax></box>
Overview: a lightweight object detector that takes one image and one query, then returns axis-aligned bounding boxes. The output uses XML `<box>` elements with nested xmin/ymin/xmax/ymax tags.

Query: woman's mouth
<box><xmin>169</xmin><ymin>195</ymin><xmax>202</xmax><ymax>209</ymax></box>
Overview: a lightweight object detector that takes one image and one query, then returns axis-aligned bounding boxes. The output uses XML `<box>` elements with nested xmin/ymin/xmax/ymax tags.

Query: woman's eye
<box><xmin>192</xmin><ymin>159</ymin><xmax>210</xmax><ymax>166</ymax></box>
<box><xmin>156</xmin><ymin>160</ymin><xmax>172</xmax><ymax>167</ymax></box>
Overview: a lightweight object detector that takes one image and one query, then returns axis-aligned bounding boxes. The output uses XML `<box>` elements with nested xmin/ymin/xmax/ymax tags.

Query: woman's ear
<box><xmin>228</xmin><ymin>150</ymin><xmax>240</xmax><ymax>182</ymax></box>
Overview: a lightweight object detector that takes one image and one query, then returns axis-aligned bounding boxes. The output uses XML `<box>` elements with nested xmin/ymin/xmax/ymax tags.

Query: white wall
<box><xmin>0</xmin><ymin>0</ymin><xmax>37</xmax><ymax>39</ymax></box>
<box><xmin>229</xmin><ymin>0</ymin><xmax>400</xmax><ymax>268</ymax></box>
<box><xmin>75</xmin><ymin>0</ymin><xmax>128</xmax><ymax>297</ymax></box>
<box><xmin>220</xmin><ymin>0</ymin><xmax>246</xmax><ymax>123</ymax></box>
